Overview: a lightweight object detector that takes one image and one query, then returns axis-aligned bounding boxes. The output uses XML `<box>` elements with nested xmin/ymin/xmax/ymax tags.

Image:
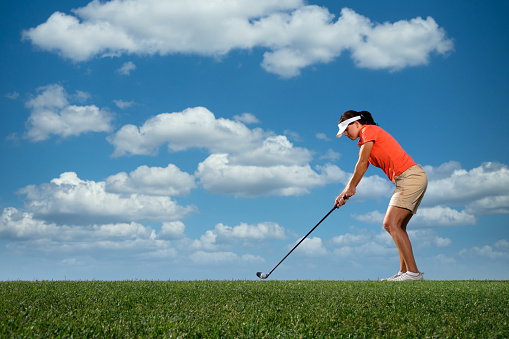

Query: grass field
<box><xmin>1</xmin><ymin>280</ymin><xmax>508</xmax><ymax>338</ymax></box>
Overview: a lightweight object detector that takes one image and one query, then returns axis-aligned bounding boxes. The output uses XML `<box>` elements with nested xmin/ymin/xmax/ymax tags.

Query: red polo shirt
<box><xmin>358</xmin><ymin>125</ymin><xmax>416</xmax><ymax>182</ymax></box>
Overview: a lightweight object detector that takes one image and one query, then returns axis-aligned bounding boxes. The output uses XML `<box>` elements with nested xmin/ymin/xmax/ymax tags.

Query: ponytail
<box><xmin>358</xmin><ymin>111</ymin><xmax>377</xmax><ymax>126</ymax></box>
<box><xmin>339</xmin><ymin>110</ymin><xmax>377</xmax><ymax>126</ymax></box>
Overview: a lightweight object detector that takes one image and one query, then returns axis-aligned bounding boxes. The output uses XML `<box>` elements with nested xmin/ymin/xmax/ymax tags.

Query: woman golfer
<box><xmin>335</xmin><ymin>110</ymin><xmax>427</xmax><ymax>281</ymax></box>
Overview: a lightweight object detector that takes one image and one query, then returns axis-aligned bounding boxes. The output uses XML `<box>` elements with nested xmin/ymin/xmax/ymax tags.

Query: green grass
<box><xmin>1</xmin><ymin>280</ymin><xmax>508</xmax><ymax>338</ymax></box>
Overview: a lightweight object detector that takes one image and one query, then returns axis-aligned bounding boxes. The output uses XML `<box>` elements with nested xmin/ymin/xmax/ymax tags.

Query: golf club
<box><xmin>256</xmin><ymin>201</ymin><xmax>345</xmax><ymax>280</ymax></box>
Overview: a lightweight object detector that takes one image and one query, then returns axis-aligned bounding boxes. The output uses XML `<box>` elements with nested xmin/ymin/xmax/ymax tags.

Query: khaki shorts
<box><xmin>389</xmin><ymin>165</ymin><xmax>428</xmax><ymax>214</ymax></box>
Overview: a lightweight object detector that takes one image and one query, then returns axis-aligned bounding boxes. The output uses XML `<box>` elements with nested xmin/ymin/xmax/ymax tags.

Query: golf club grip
<box><xmin>268</xmin><ymin>205</ymin><xmax>337</xmax><ymax>276</ymax></box>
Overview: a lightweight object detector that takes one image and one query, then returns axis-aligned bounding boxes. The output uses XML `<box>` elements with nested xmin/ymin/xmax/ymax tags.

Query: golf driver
<box><xmin>256</xmin><ymin>202</ymin><xmax>344</xmax><ymax>280</ymax></box>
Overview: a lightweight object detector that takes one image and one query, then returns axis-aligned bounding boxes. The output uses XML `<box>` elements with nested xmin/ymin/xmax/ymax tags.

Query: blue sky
<box><xmin>1</xmin><ymin>0</ymin><xmax>508</xmax><ymax>281</ymax></box>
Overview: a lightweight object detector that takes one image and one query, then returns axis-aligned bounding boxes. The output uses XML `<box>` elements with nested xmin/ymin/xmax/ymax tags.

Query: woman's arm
<box><xmin>335</xmin><ymin>141</ymin><xmax>373</xmax><ymax>207</ymax></box>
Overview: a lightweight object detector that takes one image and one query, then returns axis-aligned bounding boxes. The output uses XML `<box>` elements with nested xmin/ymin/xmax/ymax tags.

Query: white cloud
<box><xmin>6</xmin><ymin>91</ymin><xmax>20</xmax><ymax>100</ymax></box>
<box><xmin>425</xmin><ymin>162</ymin><xmax>509</xmax><ymax>212</ymax></box>
<box><xmin>316</xmin><ymin>133</ymin><xmax>330</xmax><ymax>141</ymax></box>
<box><xmin>350</xmin><ymin>13</ymin><xmax>454</xmax><ymax>71</ymax></box>
<box><xmin>113</xmin><ymin>99</ymin><xmax>134</xmax><ymax>109</ymax></box>
<box><xmin>354</xmin><ymin>175</ymin><xmax>393</xmax><ymax>201</ymax></box>
<box><xmin>229</xmin><ymin>135</ymin><xmax>312</xmax><ymax>166</ymax></box>
<box><xmin>351</xmin><ymin>162</ymin><xmax>509</xmax><ymax>229</ymax></box>
<box><xmin>105</xmin><ymin>164</ymin><xmax>196</xmax><ymax>196</ymax></box>
<box><xmin>407</xmin><ymin>229</ymin><xmax>451</xmax><ymax>248</ymax></box>
<box><xmin>73</xmin><ymin>90</ymin><xmax>91</xmax><ymax>103</ymax></box>
<box><xmin>430</xmin><ymin>254</ymin><xmax>457</xmax><ymax>266</ymax></box>
<box><xmin>215</xmin><ymin>222</ymin><xmax>286</xmax><ymax>242</ymax></box>
<box><xmin>233</xmin><ymin>113</ymin><xmax>260</xmax><ymax>124</ymax></box>
<box><xmin>423</xmin><ymin>161</ymin><xmax>462</xmax><ymax>180</ymax></box>
<box><xmin>331</xmin><ymin>232</ymin><xmax>372</xmax><ymax>246</ymax></box>
<box><xmin>18</xmin><ymin>172</ymin><xmax>195</xmax><ymax>225</ymax></box>
<box><xmin>331</xmin><ymin>228</ymin><xmax>449</xmax><ymax>259</ymax></box>
<box><xmin>331</xmin><ymin>229</ymin><xmax>396</xmax><ymax>258</ymax></box>
<box><xmin>24</xmin><ymin>84</ymin><xmax>113</xmax><ymax>141</ymax></box>
<box><xmin>108</xmin><ymin>106</ymin><xmax>267</xmax><ymax>156</ymax></box>
<box><xmin>23</xmin><ymin>1</ymin><xmax>453</xmax><ymax>77</ymax></box>
<box><xmin>157</xmin><ymin>221</ymin><xmax>186</xmax><ymax>240</ymax></box>
<box><xmin>189</xmin><ymin>251</ymin><xmax>263</xmax><ymax>265</ymax></box>
<box><xmin>413</xmin><ymin>206</ymin><xmax>477</xmax><ymax>227</ymax></box>
<box><xmin>319</xmin><ymin>149</ymin><xmax>340</xmax><ymax>161</ymax></box>
<box><xmin>109</xmin><ymin>106</ymin><xmax>347</xmax><ymax>197</ymax></box>
<box><xmin>196</xmin><ymin>154</ymin><xmax>343</xmax><ymax>197</ymax></box>
<box><xmin>466</xmin><ymin>195</ymin><xmax>509</xmax><ymax>216</ymax></box>
<box><xmin>293</xmin><ymin>236</ymin><xmax>328</xmax><ymax>257</ymax></box>
<box><xmin>0</xmin><ymin>207</ymin><xmax>180</xmax><ymax>259</ymax></box>
<box><xmin>333</xmin><ymin>242</ymin><xmax>396</xmax><ymax>258</ymax></box>
<box><xmin>1</xmin><ymin>207</ymin><xmax>60</xmax><ymax>240</ymax></box>
<box><xmin>353</xmin><ymin>206</ymin><xmax>477</xmax><ymax>228</ymax></box>
<box><xmin>495</xmin><ymin>239</ymin><xmax>509</xmax><ymax>250</ymax></box>
<box><xmin>352</xmin><ymin>210</ymin><xmax>385</xmax><ymax>224</ymax></box>
<box><xmin>459</xmin><ymin>240</ymin><xmax>509</xmax><ymax>260</ymax></box>
<box><xmin>117</xmin><ymin>61</ymin><xmax>136</xmax><ymax>75</ymax></box>
<box><xmin>180</xmin><ymin>221</ymin><xmax>286</xmax><ymax>251</ymax></box>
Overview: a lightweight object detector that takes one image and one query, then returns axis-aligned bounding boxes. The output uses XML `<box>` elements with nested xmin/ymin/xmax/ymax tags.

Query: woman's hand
<box><xmin>335</xmin><ymin>186</ymin><xmax>356</xmax><ymax>208</ymax></box>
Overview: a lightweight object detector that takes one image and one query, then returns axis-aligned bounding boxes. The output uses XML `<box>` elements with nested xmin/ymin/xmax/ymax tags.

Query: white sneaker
<box><xmin>391</xmin><ymin>272</ymin><xmax>424</xmax><ymax>282</ymax></box>
<box><xmin>381</xmin><ymin>272</ymin><xmax>403</xmax><ymax>281</ymax></box>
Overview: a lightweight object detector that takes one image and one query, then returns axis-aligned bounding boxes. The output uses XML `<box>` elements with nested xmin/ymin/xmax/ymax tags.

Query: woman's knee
<box><xmin>383</xmin><ymin>219</ymin><xmax>393</xmax><ymax>233</ymax></box>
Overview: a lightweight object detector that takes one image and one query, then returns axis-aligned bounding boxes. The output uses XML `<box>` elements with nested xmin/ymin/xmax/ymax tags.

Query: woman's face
<box><xmin>344</xmin><ymin>121</ymin><xmax>362</xmax><ymax>140</ymax></box>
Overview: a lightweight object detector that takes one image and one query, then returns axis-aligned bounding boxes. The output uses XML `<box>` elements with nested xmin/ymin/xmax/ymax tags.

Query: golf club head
<box><xmin>256</xmin><ymin>272</ymin><xmax>269</xmax><ymax>279</ymax></box>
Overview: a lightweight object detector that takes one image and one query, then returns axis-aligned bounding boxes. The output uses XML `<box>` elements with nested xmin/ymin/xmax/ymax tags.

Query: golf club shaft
<box><xmin>267</xmin><ymin>205</ymin><xmax>337</xmax><ymax>277</ymax></box>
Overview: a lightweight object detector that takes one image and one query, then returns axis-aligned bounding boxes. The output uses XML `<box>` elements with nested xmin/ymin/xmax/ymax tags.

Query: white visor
<box><xmin>337</xmin><ymin>116</ymin><xmax>361</xmax><ymax>137</ymax></box>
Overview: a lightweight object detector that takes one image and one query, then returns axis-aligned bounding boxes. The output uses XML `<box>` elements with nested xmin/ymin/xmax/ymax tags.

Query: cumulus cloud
<box><xmin>229</xmin><ymin>135</ymin><xmax>313</xmax><ymax>166</ymax></box>
<box><xmin>189</xmin><ymin>251</ymin><xmax>264</xmax><ymax>265</ymax></box>
<box><xmin>181</xmin><ymin>221</ymin><xmax>287</xmax><ymax>251</ymax></box>
<box><xmin>466</xmin><ymin>195</ymin><xmax>509</xmax><ymax>216</ymax></box>
<box><xmin>18</xmin><ymin>172</ymin><xmax>195</xmax><ymax>225</ymax></box>
<box><xmin>157</xmin><ymin>221</ymin><xmax>186</xmax><ymax>240</ymax></box>
<box><xmin>319</xmin><ymin>149</ymin><xmax>340</xmax><ymax>161</ymax></box>
<box><xmin>353</xmin><ymin>206</ymin><xmax>477</xmax><ymax>228</ymax></box>
<box><xmin>354</xmin><ymin>174</ymin><xmax>393</xmax><ymax>201</ymax></box>
<box><xmin>332</xmin><ymin>232</ymin><xmax>373</xmax><ymax>247</ymax></box>
<box><xmin>0</xmin><ymin>207</ymin><xmax>177</xmax><ymax>259</ymax></box>
<box><xmin>424</xmin><ymin>162</ymin><xmax>509</xmax><ymax>209</ymax></box>
<box><xmin>105</xmin><ymin>164</ymin><xmax>196</xmax><ymax>196</ymax></box>
<box><xmin>196</xmin><ymin>154</ymin><xmax>343</xmax><ymax>197</ymax></box>
<box><xmin>413</xmin><ymin>206</ymin><xmax>477</xmax><ymax>227</ymax></box>
<box><xmin>24</xmin><ymin>84</ymin><xmax>113</xmax><ymax>141</ymax></box>
<box><xmin>351</xmin><ymin>162</ymin><xmax>509</xmax><ymax>228</ymax></box>
<box><xmin>352</xmin><ymin>210</ymin><xmax>385</xmax><ymax>225</ymax></box>
<box><xmin>459</xmin><ymin>239</ymin><xmax>509</xmax><ymax>260</ymax></box>
<box><xmin>109</xmin><ymin>106</ymin><xmax>350</xmax><ymax>197</ymax></box>
<box><xmin>233</xmin><ymin>113</ymin><xmax>260</xmax><ymax>124</ymax></box>
<box><xmin>293</xmin><ymin>236</ymin><xmax>328</xmax><ymax>257</ymax></box>
<box><xmin>316</xmin><ymin>133</ymin><xmax>330</xmax><ymax>141</ymax></box>
<box><xmin>117</xmin><ymin>61</ymin><xmax>136</xmax><ymax>75</ymax></box>
<box><xmin>215</xmin><ymin>222</ymin><xmax>286</xmax><ymax>242</ymax></box>
<box><xmin>0</xmin><ymin>206</ymin><xmax>273</xmax><ymax>265</ymax></box>
<box><xmin>333</xmin><ymin>240</ymin><xmax>396</xmax><ymax>258</ymax></box>
<box><xmin>113</xmin><ymin>99</ymin><xmax>134</xmax><ymax>109</ymax></box>
<box><xmin>22</xmin><ymin>1</ymin><xmax>453</xmax><ymax>77</ymax></box>
<box><xmin>108</xmin><ymin>106</ymin><xmax>266</xmax><ymax>156</ymax></box>
<box><xmin>408</xmin><ymin>229</ymin><xmax>452</xmax><ymax>248</ymax></box>
<box><xmin>331</xmin><ymin>228</ymin><xmax>449</xmax><ymax>258</ymax></box>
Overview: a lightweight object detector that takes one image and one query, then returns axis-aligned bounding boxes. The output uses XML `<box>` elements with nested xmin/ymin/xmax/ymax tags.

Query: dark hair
<box><xmin>339</xmin><ymin>110</ymin><xmax>377</xmax><ymax>126</ymax></box>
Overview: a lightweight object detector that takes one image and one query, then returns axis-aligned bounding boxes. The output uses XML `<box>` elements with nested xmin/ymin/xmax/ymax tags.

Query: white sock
<box><xmin>398</xmin><ymin>271</ymin><xmax>404</xmax><ymax>275</ymax></box>
<box><xmin>406</xmin><ymin>271</ymin><xmax>419</xmax><ymax>277</ymax></box>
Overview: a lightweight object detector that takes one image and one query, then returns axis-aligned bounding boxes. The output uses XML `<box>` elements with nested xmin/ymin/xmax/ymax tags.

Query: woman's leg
<box><xmin>383</xmin><ymin>206</ymin><xmax>419</xmax><ymax>273</ymax></box>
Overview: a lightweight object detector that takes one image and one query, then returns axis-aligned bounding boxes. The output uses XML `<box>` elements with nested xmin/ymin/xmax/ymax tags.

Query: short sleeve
<box><xmin>358</xmin><ymin>125</ymin><xmax>379</xmax><ymax>146</ymax></box>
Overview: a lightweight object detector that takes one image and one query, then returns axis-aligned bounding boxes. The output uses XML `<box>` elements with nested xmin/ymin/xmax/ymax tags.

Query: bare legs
<box><xmin>383</xmin><ymin>205</ymin><xmax>419</xmax><ymax>273</ymax></box>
